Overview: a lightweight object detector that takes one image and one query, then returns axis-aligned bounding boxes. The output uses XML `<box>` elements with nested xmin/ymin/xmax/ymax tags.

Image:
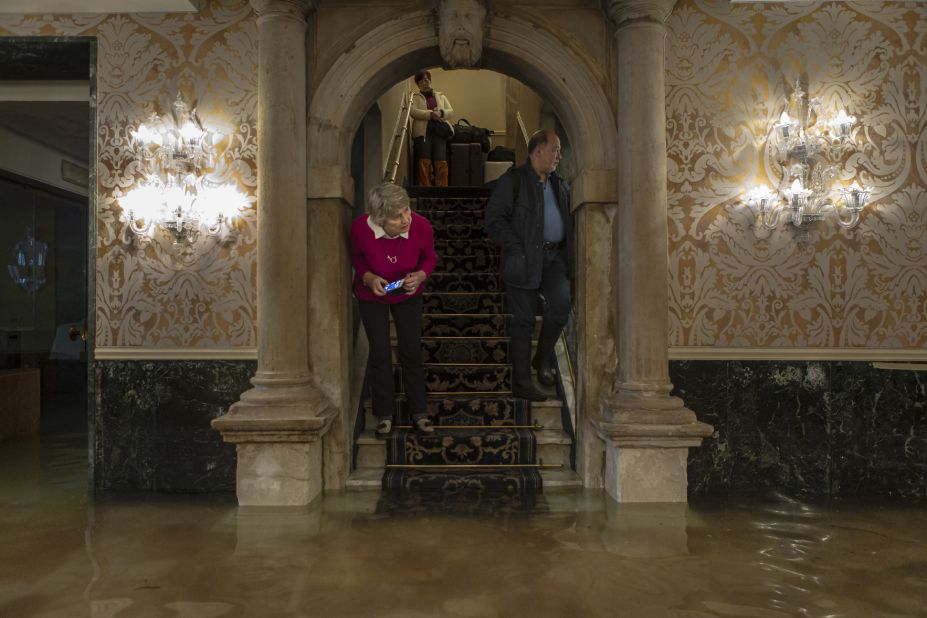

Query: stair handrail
<box><xmin>515</xmin><ymin>110</ymin><xmax>530</xmax><ymax>148</ymax></box>
<box><xmin>383</xmin><ymin>91</ymin><xmax>415</xmax><ymax>184</ymax></box>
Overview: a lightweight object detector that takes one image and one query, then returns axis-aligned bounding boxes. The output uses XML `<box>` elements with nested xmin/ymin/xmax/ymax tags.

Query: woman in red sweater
<box><xmin>350</xmin><ymin>183</ymin><xmax>438</xmax><ymax>437</ymax></box>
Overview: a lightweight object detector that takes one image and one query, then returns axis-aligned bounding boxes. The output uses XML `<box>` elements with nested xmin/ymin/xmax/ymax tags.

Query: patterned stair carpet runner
<box><xmin>380</xmin><ymin>193</ymin><xmax>543</xmax><ymax>499</ymax></box>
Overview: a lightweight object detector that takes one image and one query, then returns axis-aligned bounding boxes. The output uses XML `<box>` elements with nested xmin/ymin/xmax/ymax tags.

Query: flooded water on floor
<box><xmin>1</xmin><ymin>434</ymin><xmax>926</xmax><ymax>617</ymax></box>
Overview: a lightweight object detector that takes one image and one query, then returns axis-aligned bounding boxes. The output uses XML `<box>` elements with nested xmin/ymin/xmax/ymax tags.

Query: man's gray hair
<box><xmin>367</xmin><ymin>182</ymin><xmax>410</xmax><ymax>226</ymax></box>
<box><xmin>528</xmin><ymin>129</ymin><xmax>555</xmax><ymax>155</ymax></box>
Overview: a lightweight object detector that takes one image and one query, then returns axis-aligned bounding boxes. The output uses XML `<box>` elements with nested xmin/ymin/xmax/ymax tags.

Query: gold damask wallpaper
<box><xmin>1</xmin><ymin>0</ymin><xmax>924</xmax><ymax>352</ymax></box>
<box><xmin>0</xmin><ymin>1</ymin><xmax>258</xmax><ymax>348</ymax></box>
<box><xmin>665</xmin><ymin>0</ymin><xmax>927</xmax><ymax>349</ymax></box>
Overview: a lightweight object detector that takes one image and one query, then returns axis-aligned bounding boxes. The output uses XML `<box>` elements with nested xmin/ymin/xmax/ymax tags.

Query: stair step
<box><xmin>417</xmin><ymin>209</ymin><xmax>485</xmax><ymax>227</ymax></box>
<box><xmin>356</xmin><ymin>428</ymin><xmax>571</xmax><ymax>446</ymax></box>
<box><xmin>428</xmin><ymin>224</ymin><xmax>488</xmax><ymax>241</ymax></box>
<box><xmin>433</xmin><ymin>253</ymin><xmax>501</xmax><ymax>274</ymax></box>
<box><xmin>538</xmin><ymin>469</ymin><xmax>583</xmax><ymax>487</ymax></box>
<box><xmin>346</xmin><ymin>467</ymin><xmax>385</xmax><ymax>488</ymax></box>
<box><xmin>429</xmin><ymin>272</ymin><xmax>501</xmax><ymax>292</ymax></box>
<box><xmin>421</xmin><ymin>337</ymin><xmax>508</xmax><ymax>364</ymax></box>
<box><xmin>415</xmin><ymin>314</ymin><xmax>508</xmax><ymax>337</ymax></box>
<box><xmin>387</xmin><ymin>363</ymin><xmax>512</xmax><ymax>393</ymax></box>
<box><xmin>409</xmin><ymin>187</ymin><xmax>489</xmax><ymax>202</ymax></box>
<box><xmin>423</xmin><ymin>292</ymin><xmax>505</xmax><ymax>314</ymax></box>
<box><xmin>350</xmin><ymin>428</ymin><xmax>575</xmax><ymax>490</ymax></box>
<box><xmin>391</xmin><ymin>317</ymin><xmax>542</xmax><ymax>339</ymax></box>
<box><xmin>434</xmin><ymin>239</ymin><xmax>499</xmax><ymax>256</ymax></box>
<box><xmin>529</xmin><ymin>400</ymin><xmax>566</xmax><ymax>429</ymax></box>
<box><xmin>360</xmin><ymin>393</ymin><xmax>559</xmax><ymax>430</ymax></box>
<box><xmin>345</xmin><ymin>467</ymin><xmax>582</xmax><ymax>489</ymax></box>
<box><xmin>384</xmin><ymin>427</ymin><xmax>539</xmax><ymax>466</ymax></box>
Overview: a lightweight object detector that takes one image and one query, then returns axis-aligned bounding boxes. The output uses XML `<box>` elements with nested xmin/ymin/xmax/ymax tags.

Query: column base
<box><xmin>235</xmin><ymin>441</ymin><xmax>323</xmax><ymax>506</ymax></box>
<box><xmin>212</xmin><ymin>388</ymin><xmax>335</xmax><ymax>506</ymax></box>
<box><xmin>596</xmin><ymin>390</ymin><xmax>713</xmax><ymax>503</ymax></box>
<box><xmin>602</xmin><ymin>444</ymin><xmax>689</xmax><ymax>503</ymax></box>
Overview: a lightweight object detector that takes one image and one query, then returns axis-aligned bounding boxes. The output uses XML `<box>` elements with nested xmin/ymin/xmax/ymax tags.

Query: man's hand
<box><xmin>402</xmin><ymin>270</ymin><xmax>427</xmax><ymax>293</ymax></box>
<box><xmin>362</xmin><ymin>272</ymin><xmax>388</xmax><ymax>296</ymax></box>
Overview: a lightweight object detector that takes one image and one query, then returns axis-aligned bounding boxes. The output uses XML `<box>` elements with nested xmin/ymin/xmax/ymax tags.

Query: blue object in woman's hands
<box><xmin>384</xmin><ymin>279</ymin><xmax>405</xmax><ymax>294</ymax></box>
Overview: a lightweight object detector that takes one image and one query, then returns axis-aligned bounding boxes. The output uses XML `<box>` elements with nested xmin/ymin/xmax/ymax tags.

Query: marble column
<box><xmin>595</xmin><ymin>0</ymin><xmax>712</xmax><ymax>503</ymax></box>
<box><xmin>213</xmin><ymin>0</ymin><xmax>334</xmax><ymax>507</ymax></box>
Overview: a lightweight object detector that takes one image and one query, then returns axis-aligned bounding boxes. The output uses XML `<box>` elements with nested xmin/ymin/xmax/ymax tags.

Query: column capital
<box><xmin>251</xmin><ymin>0</ymin><xmax>315</xmax><ymax>23</ymax></box>
<box><xmin>606</xmin><ymin>0</ymin><xmax>677</xmax><ymax>28</ymax></box>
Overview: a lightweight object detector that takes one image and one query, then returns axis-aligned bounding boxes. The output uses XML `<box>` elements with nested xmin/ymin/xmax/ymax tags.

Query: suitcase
<box><xmin>449</xmin><ymin>142</ymin><xmax>471</xmax><ymax>186</ymax></box>
<box><xmin>450</xmin><ymin>142</ymin><xmax>484</xmax><ymax>187</ymax></box>
<box><xmin>467</xmin><ymin>142</ymin><xmax>484</xmax><ymax>186</ymax></box>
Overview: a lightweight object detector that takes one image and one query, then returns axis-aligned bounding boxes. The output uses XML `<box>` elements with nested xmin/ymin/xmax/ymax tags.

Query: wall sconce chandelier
<box><xmin>119</xmin><ymin>94</ymin><xmax>248</xmax><ymax>245</ymax></box>
<box><xmin>745</xmin><ymin>82</ymin><xmax>871</xmax><ymax>231</ymax></box>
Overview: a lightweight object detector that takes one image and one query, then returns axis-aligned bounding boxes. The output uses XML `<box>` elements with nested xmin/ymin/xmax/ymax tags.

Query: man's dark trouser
<box><xmin>359</xmin><ymin>295</ymin><xmax>427</xmax><ymax>420</ymax></box>
<box><xmin>506</xmin><ymin>248</ymin><xmax>571</xmax><ymax>386</ymax></box>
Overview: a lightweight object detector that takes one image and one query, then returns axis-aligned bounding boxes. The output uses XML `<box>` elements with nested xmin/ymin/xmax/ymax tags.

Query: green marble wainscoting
<box><xmin>93</xmin><ymin>360</ymin><xmax>254</xmax><ymax>492</ymax></box>
<box><xmin>91</xmin><ymin>359</ymin><xmax>925</xmax><ymax>501</ymax></box>
<box><xmin>675</xmin><ymin>360</ymin><xmax>927</xmax><ymax>502</ymax></box>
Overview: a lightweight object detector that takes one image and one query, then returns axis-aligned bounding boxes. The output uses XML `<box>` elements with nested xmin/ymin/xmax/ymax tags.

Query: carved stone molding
<box><xmin>437</xmin><ymin>0</ymin><xmax>487</xmax><ymax>69</ymax></box>
<box><xmin>251</xmin><ymin>0</ymin><xmax>314</xmax><ymax>23</ymax></box>
<box><xmin>607</xmin><ymin>0</ymin><xmax>677</xmax><ymax>27</ymax></box>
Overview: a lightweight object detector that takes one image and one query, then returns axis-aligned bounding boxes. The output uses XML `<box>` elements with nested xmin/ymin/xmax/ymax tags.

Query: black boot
<box><xmin>532</xmin><ymin>322</ymin><xmax>561</xmax><ymax>387</ymax></box>
<box><xmin>510</xmin><ymin>337</ymin><xmax>547</xmax><ymax>401</ymax></box>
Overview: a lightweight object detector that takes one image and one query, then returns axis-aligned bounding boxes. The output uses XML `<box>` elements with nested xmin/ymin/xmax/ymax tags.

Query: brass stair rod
<box><xmin>394</xmin><ymin>424</ymin><xmax>544</xmax><ymax>430</ymax></box>
<box><xmin>385</xmin><ymin>463</ymin><xmax>563</xmax><ymax>469</ymax></box>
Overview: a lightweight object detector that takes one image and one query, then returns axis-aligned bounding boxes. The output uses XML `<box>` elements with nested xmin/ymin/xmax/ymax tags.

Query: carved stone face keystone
<box><xmin>438</xmin><ymin>0</ymin><xmax>486</xmax><ymax>69</ymax></box>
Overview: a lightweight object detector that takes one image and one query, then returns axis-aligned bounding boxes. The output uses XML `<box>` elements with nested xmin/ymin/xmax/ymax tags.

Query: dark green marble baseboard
<box><xmin>93</xmin><ymin>360</ymin><xmax>254</xmax><ymax>493</ymax></box>
<box><xmin>91</xmin><ymin>358</ymin><xmax>925</xmax><ymax>501</ymax></box>
<box><xmin>673</xmin><ymin>360</ymin><xmax>926</xmax><ymax>502</ymax></box>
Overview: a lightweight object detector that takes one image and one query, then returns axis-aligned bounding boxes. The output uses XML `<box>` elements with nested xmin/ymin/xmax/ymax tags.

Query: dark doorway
<box><xmin>0</xmin><ymin>38</ymin><xmax>94</xmax><ymax>475</ymax></box>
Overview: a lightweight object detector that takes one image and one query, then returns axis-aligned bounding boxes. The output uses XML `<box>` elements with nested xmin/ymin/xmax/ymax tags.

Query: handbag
<box><xmin>432</xmin><ymin>119</ymin><xmax>454</xmax><ymax>140</ymax></box>
<box><xmin>451</xmin><ymin>118</ymin><xmax>492</xmax><ymax>152</ymax></box>
<box><xmin>487</xmin><ymin>146</ymin><xmax>516</xmax><ymax>162</ymax></box>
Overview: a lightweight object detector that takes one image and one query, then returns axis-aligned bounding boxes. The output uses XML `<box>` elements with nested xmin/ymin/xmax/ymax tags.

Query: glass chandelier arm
<box><xmin>758</xmin><ymin>204</ymin><xmax>786</xmax><ymax>229</ymax></box>
<box><xmin>832</xmin><ymin>206</ymin><xmax>861</xmax><ymax>229</ymax></box>
<box><xmin>127</xmin><ymin>216</ymin><xmax>153</xmax><ymax>236</ymax></box>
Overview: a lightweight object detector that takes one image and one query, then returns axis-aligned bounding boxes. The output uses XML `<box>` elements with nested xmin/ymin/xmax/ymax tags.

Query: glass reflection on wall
<box><xmin>0</xmin><ymin>176</ymin><xmax>87</xmax><ymax>376</ymax></box>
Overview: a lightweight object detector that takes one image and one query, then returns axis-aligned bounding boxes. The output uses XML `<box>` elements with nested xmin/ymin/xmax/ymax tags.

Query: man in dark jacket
<box><xmin>484</xmin><ymin>130</ymin><xmax>573</xmax><ymax>401</ymax></box>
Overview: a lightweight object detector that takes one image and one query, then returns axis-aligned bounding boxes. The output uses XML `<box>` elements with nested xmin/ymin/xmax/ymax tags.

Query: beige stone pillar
<box><xmin>213</xmin><ymin>0</ymin><xmax>334</xmax><ymax>507</ymax></box>
<box><xmin>306</xmin><ymin>167</ymin><xmax>355</xmax><ymax>490</ymax></box>
<box><xmin>596</xmin><ymin>0</ymin><xmax>712</xmax><ymax>503</ymax></box>
<box><xmin>571</xmin><ymin>169</ymin><xmax>621</xmax><ymax>489</ymax></box>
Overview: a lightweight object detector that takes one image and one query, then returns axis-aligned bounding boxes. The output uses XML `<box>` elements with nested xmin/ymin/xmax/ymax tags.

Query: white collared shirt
<box><xmin>367</xmin><ymin>217</ymin><xmax>409</xmax><ymax>239</ymax></box>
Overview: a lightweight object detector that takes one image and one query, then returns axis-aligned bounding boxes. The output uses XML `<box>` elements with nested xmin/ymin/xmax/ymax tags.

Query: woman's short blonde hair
<box><xmin>367</xmin><ymin>182</ymin><xmax>410</xmax><ymax>226</ymax></box>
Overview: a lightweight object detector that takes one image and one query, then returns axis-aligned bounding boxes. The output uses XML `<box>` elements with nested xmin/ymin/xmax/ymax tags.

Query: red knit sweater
<box><xmin>350</xmin><ymin>212</ymin><xmax>438</xmax><ymax>304</ymax></box>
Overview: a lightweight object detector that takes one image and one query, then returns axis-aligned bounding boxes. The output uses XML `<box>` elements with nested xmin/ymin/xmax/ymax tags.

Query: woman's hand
<box><xmin>362</xmin><ymin>272</ymin><xmax>388</xmax><ymax>296</ymax></box>
<box><xmin>402</xmin><ymin>270</ymin><xmax>427</xmax><ymax>294</ymax></box>
<box><xmin>430</xmin><ymin>110</ymin><xmax>441</xmax><ymax>120</ymax></box>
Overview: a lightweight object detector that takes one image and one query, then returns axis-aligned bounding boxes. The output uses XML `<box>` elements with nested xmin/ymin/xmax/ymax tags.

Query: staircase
<box><xmin>347</xmin><ymin>188</ymin><xmax>580</xmax><ymax>496</ymax></box>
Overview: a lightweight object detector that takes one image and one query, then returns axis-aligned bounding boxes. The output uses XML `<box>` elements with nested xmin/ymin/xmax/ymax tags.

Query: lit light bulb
<box><xmin>830</xmin><ymin>109</ymin><xmax>856</xmax><ymax>138</ymax></box>
<box><xmin>131</xmin><ymin>123</ymin><xmax>163</xmax><ymax>147</ymax></box>
<box><xmin>777</xmin><ymin>111</ymin><xmax>793</xmax><ymax>140</ymax></box>
<box><xmin>839</xmin><ymin>182</ymin><xmax>871</xmax><ymax>212</ymax></box>
<box><xmin>745</xmin><ymin>185</ymin><xmax>774</xmax><ymax>214</ymax></box>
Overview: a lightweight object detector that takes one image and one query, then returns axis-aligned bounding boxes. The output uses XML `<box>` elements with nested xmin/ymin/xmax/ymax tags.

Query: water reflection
<box><xmin>1</xmin><ymin>436</ymin><xmax>926</xmax><ymax>617</ymax></box>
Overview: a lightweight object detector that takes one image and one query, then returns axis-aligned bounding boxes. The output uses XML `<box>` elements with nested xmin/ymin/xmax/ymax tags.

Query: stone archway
<box><xmin>214</xmin><ymin>0</ymin><xmax>711</xmax><ymax>506</ymax></box>
<box><xmin>305</xmin><ymin>7</ymin><xmax>620</xmax><ymax>491</ymax></box>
